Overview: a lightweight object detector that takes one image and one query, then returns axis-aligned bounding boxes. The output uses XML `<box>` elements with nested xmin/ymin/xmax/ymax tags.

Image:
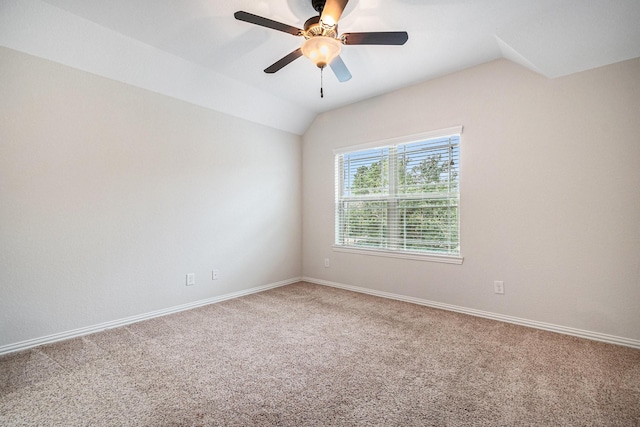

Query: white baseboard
<box><xmin>0</xmin><ymin>277</ymin><xmax>302</xmax><ymax>356</ymax></box>
<box><xmin>302</xmin><ymin>276</ymin><xmax>640</xmax><ymax>350</ymax></box>
<box><xmin>4</xmin><ymin>276</ymin><xmax>637</xmax><ymax>355</ymax></box>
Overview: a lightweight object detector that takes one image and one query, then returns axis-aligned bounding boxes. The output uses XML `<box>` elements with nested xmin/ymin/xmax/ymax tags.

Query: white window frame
<box><xmin>333</xmin><ymin>126</ymin><xmax>463</xmax><ymax>264</ymax></box>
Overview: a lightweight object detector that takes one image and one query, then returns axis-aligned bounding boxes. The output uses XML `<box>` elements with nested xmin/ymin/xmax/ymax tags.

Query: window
<box><xmin>334</xmin><ymin>126</ymin><xmax>462</xmax><ymax>263</ymax></box>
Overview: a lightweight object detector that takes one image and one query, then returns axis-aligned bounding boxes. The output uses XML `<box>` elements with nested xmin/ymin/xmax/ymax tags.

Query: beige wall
<box><xmin>2</xmin><ymin>45</ymin><xmax>638</xmax><ymax>349</ymax></box>
<box><xmin>0</xmin><ymin>47</ymin><xmax>302</xmax><ymax>347</ymax></box>
<box><xmin>302</xmin><ymin>58</ymin><xmax>640</xmax><ymax>341</ymax></box>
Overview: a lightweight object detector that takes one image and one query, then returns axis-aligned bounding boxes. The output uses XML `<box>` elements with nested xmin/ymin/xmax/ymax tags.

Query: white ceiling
<box><xmin>2</xmin><ymin>0</ymin><xmax>639</xmax><ymax>134</ymax></box>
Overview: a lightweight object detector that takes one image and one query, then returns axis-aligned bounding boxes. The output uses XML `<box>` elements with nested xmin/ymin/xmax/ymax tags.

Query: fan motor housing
<box><xmin>304</xmin><ymin>16</ymin><xmax>338</xmax><ymax>38</ymax></box>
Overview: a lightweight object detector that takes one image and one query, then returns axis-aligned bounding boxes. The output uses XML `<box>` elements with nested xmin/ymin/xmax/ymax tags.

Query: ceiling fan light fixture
<box><xmin>301</xmin><ymin>36</ymin><xmax>342</xmax><ymax>68</ymax></box>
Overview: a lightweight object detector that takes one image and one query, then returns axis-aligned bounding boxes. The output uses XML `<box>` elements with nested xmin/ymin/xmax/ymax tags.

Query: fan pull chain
<box><xmin>320</xmin><ymin>67</ymin><xmax>324</xmax><ymax>98</ymax></box>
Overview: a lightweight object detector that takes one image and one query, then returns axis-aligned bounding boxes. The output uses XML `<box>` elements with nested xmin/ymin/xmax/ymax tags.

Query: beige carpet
<box><xmin>1</xmin><ymin>282</ymin><xmax>639</xmax><ymax>426</ymax></box>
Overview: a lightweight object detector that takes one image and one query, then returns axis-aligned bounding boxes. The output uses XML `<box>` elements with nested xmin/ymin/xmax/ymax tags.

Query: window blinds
<box><xmin>335</xmin><ymin>132</ymin><xmax>460</xmax><ymax>256</ymax></box>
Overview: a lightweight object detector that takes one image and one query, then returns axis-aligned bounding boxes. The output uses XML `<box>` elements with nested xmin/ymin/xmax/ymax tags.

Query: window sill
<box><xmin>332</xmin><ymin>245</ymin><xmax>464</xmax><ymax>264</ymax></box>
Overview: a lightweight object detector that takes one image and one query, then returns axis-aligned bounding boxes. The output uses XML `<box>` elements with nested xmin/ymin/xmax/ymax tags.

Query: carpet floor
<box><xmin>1</xmin><ymin>282</ymin><xmax>639</xmax><ymax>426</ymax></box>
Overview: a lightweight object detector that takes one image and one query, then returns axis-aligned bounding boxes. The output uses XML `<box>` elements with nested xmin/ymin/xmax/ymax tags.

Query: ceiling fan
<box><xmin>234</xmin><ymin>0</ymin><xmax>408</xmax><ymax>96</ymax></box>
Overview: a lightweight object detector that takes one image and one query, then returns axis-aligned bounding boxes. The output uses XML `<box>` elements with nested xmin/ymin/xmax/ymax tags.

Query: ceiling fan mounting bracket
<box><xmin>311</xmin><ymin>0</ymin><xmax>327</xmax><ymax>14</ymax></box>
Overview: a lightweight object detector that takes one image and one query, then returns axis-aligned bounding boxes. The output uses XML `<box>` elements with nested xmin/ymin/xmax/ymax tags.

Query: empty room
<box><xmin>1</xmin><ymin>0</ymin><xmax>639</xmax><ymax>425</ymax></box>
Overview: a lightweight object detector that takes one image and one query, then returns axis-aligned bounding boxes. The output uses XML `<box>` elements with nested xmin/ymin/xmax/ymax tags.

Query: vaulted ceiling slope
<box><xmin>2</xmin><ymin>0</ymin><xmax>639</xmax><ymax>135</ymax></box>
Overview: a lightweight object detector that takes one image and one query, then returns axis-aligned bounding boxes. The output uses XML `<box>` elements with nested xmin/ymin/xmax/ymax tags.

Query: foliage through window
<box><xmin>335</xmin><ymin>129</ymin><xmax>461</xmax><ymax>258</ymax></box>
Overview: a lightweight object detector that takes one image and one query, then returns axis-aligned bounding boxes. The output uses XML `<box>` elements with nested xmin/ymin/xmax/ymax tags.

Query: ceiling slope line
<box><xmin>0</xmin><ymin>0</ymin><xmax>314</xmax><ymax>135</ymax></box>
<box><xmin>494</xmin><ymin>35</ymin><xmax>546</xmax><ymax>78</ymax></box>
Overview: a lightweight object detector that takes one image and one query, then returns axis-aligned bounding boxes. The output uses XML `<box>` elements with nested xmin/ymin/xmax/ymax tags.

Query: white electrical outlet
<box><xmin>494</xmin><ymin>280</ymin><xmax>504</xmax><ymax>294</ymax></box>
<box><xmin>324</xmin><ymin>258</ymin><xmax>330</xmax><ymax>268</ymax></box>
<box><xmin>186</xmin><ymin>273</ymin><xmax>195</xmax><ymax>286</ymax></box>
<box><xmin>212</xmin><ymin>269</ymin><xmax>219</xmax><ymax>280</ymax></box>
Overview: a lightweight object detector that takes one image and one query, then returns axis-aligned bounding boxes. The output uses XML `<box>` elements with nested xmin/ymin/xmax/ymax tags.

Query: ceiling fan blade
<box><xmin>234</xmin><ymin>11</ymin><xmax>302</xmax><ymax>36</ymax></box>
<box><xmin>330</xmin><ymin>55</ymin><xmax>352</xmax><ymax>82</ymax></box>
<box><xmin>320</xmin><ymin>0</ymin><xmax>349</xmax><ymax>26</ymax></box>
<box><xmin>342</xmin><ymin>32</ymin><xmax>409</xmax><ymax>45</ymax></box>
<box><xmin>264</xmin><ymin>48</ymin><xmax>304</xmax><ymax>74</ymax></box>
